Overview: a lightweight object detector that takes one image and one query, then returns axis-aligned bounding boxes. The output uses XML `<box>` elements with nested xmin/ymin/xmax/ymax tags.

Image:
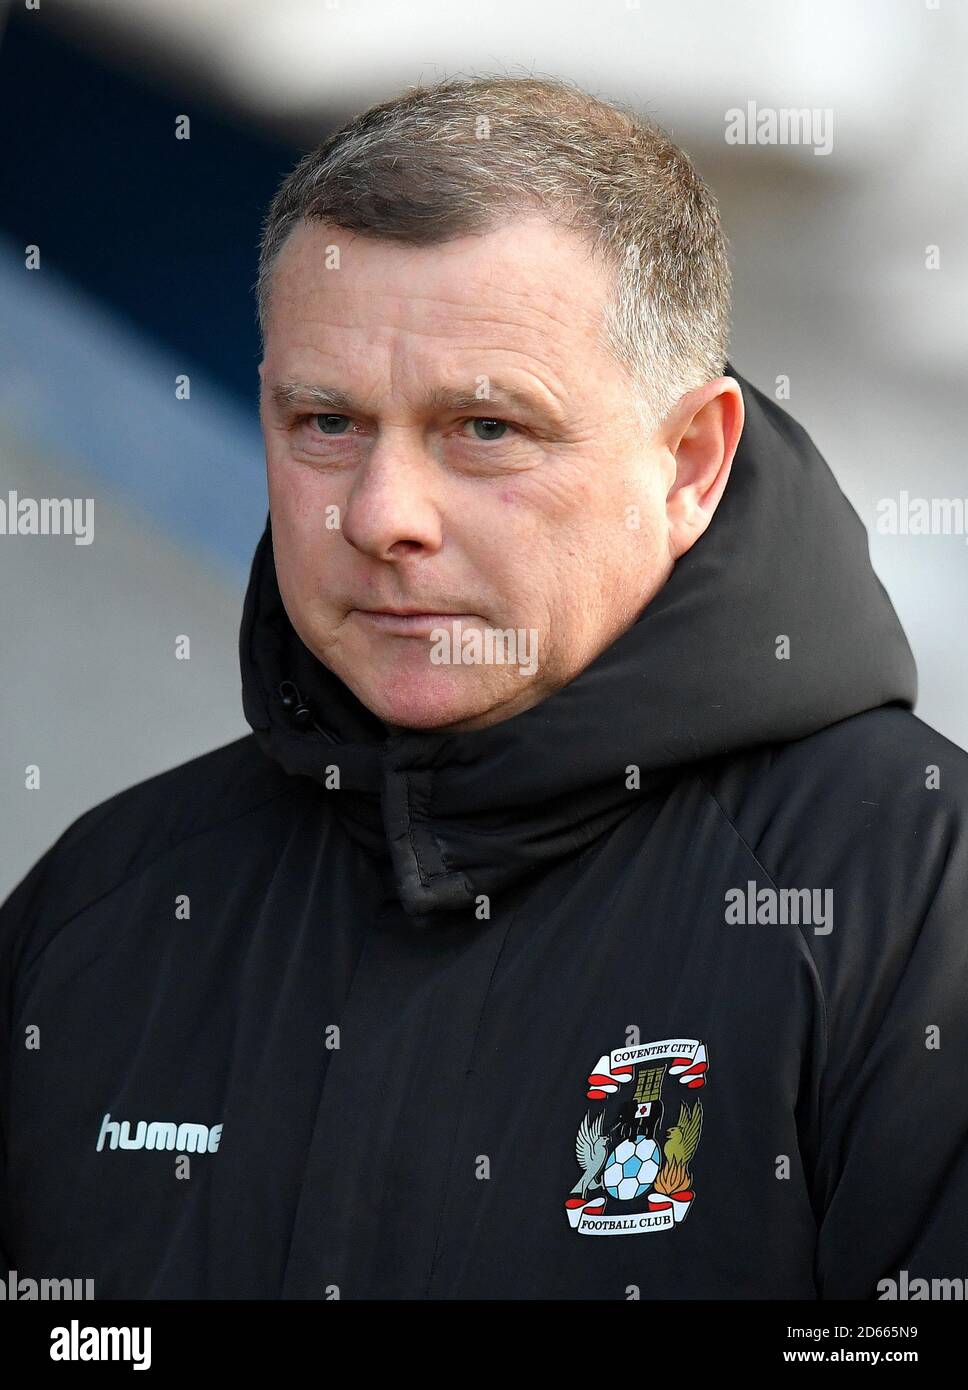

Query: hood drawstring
<box><xmin>276</xmin><ymin>680</ymin><xmax>338</xmax><ymax>743</ymax></box>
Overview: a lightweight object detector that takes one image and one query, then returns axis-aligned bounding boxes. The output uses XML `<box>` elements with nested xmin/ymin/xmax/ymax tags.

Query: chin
<box><xmin>357</xmin><ymin>677</ymin><xmax>491</xmax><ymax>731</ymax></box>
<box><xmin>347</xmin><ymin>664</ymin><xmax>525</xmax><ymax>732</ymax></box>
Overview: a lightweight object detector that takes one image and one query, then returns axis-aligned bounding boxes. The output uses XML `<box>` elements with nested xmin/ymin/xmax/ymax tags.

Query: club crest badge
<box><xmin>564</xmin><ymin>1037</ymin><xmax>708</xmax><ymax>1236</ymax></box>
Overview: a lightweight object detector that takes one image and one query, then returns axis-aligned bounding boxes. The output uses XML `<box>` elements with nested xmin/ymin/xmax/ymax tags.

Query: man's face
<box><xmin>259</xmin><ymin>216</ymin><xmax>696</xmax><ymax>731</ymax></box>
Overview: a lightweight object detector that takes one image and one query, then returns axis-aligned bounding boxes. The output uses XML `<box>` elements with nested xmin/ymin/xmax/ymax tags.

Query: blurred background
<box><xmin>1</xmin><ymin>0</ymin><xmax>966</xmax><ymax>898</ymax></box>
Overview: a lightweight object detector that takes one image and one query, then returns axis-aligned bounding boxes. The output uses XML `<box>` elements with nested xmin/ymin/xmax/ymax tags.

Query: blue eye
<box><xmin>313</xmin><ymin>414</ymin><xmax>352</xmax><ymax>435</ymax></box>
<box><xmin>468</xmin><ymin>418</ymin><xmax>509</xmax><ymax>441</ymax></box>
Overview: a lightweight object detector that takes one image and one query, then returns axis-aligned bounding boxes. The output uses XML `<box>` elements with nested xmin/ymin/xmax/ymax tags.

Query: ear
<box><xmin>661</xmin><ymin>377</ymin><xmax>745</xmax><ymax>561</ymax></box>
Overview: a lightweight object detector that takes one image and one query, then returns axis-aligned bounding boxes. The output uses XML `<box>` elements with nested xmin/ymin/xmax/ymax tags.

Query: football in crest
<box><xmin>602</xmin><ymin>1135</ymin><xmax>662</xmax><ymax>1201</ymax></box>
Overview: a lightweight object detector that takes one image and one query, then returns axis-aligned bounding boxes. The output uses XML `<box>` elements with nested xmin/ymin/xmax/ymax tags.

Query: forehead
<box><xmin>264</xmin><ymin>216</ymin><xmax>611</xmax><ymax>349</ymax></box>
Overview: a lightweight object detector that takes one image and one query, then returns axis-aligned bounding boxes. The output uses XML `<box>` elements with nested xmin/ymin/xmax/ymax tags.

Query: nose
<box><xmin>340</xmin><ymin>434</ymin><xmax>443</xmax><ymax>561</ymax></box>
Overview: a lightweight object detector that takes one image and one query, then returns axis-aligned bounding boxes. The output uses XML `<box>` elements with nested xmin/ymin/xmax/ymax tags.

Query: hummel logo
<box><xmin>96</xmin><ymin>1112</ymin><xmax>223</xmax><ymax>1153</ymax></box>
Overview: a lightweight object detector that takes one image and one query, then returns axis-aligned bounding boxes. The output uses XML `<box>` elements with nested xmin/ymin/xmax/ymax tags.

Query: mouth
<box><xmin>350</xmin><ymin>608</ymin><xmax>481</xmax><ymax>637</ymax></box>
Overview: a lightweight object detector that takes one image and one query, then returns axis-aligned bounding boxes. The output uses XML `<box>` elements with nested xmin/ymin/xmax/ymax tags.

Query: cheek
<box><xmin>269</xmin><ymin>492</ymin><xmax>343</xmax><ymax>618</ymax></box>
<box><xmin>480</xmin><ymin>476</ymin><xmax>603</xmax><ymax>605</ymax></box>
<box><xmin>268</xmin><ymin>452</ymin><xmax>319</xmax><ymax>516</ymax></box>
<box><xmin>494</xmin><ymin>465</ymin><xmax>595</xmax><ymax>543</ymax></box>
<box><xmin>465</xmin><ymin>496</ymin><xmax>547</xmax><ymax>594</ymax></box>
<box><xmin>268</xmin><ymin>454</ymin><xmax>347</xmax><ymax>552</ymax></box>
<box><xmin>511</xmin><ymin>462</ymin><xmax>593</xmax><ymax>520</ymax></box>
<box><xmin>265</xmin><ymin>448</ymin><xmax>304</xmax><ymax>529</ymax></box>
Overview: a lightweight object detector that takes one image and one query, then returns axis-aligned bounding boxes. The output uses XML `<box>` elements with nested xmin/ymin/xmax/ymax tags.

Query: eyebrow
<box><xmin>268</xmin><ymin>380</ymin><xmax>564</xmax><ymax>423</ymax></box>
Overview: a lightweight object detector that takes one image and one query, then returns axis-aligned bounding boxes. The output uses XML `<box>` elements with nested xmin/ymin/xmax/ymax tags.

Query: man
<box><xmin>1</xmin><ymin>75</ymin><xmax>966</xmax><ymax>1301</ymax></box>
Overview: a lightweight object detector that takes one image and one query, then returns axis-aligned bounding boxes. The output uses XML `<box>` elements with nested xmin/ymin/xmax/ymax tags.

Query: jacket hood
<box><xmin>240</xmin><ymin>365</ymin><xmax>917</xmax><ymax>917</ymax></box>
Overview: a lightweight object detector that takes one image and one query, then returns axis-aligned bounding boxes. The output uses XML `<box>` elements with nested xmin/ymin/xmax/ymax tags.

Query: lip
<box><xmin>350</xmin><ymin>609</ymin><xmax>480</xmax><ymax>637</ymax></box>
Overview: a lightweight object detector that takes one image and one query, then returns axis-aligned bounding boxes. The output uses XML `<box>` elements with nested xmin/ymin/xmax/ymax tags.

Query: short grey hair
<box><xmin>256</xmin><ymin>74</ymin><xmax>732</xmax><ymax>434</ymax></box>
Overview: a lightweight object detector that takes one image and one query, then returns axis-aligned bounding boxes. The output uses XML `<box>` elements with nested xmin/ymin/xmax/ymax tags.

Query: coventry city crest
<box><xmin>564</xmin><ymin>1038</ymin><xmax>709</xmax><ymax>1236</ymax></box>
